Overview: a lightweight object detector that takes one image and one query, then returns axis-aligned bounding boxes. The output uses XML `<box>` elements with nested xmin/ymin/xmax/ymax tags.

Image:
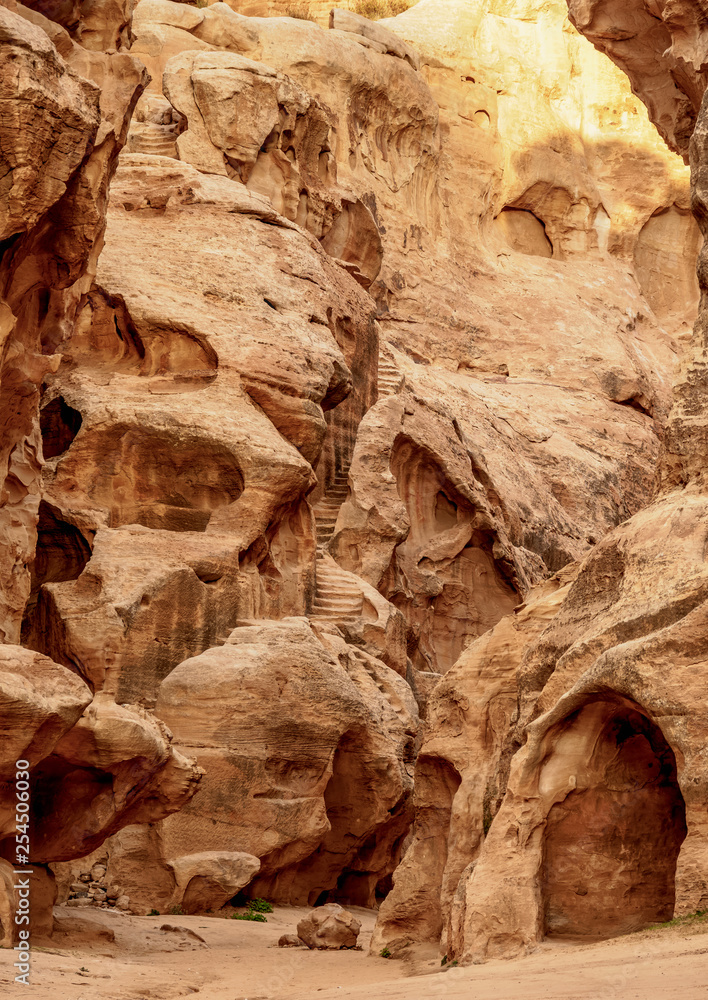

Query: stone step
<box><xmin>316</xmin><ymin>585</ymin><xmax>362</xmax><ymax>598</ymax></box>
<box><xmin>313</xmin><ymin>601</ymin><xmax>363</xmax><ymax>613</ymax></box>
<box><xmin>316</xmin><ymin>569</ymin><xmax>360</xmax><ymax>583</ymax></box>
<box><xmin>316</xmin><ymin>587</ymin><xmax>362</xmax><ymax>600</ymax></box>
<box><xmin>310</xmin><ymin>611</ymin><xmax>359</xmax><ymax>624</ymax></box>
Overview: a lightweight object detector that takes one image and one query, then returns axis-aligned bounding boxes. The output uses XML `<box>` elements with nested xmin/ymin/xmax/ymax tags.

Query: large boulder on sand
<box><xmin>296</xmin><ymin>903</ymin><xmax>361</xmax><ymax>950</ymax></box>
<box><xmin>167</xmin><ymin>851</ymin><xmax>260</xmax><ymax>913</ymax></box>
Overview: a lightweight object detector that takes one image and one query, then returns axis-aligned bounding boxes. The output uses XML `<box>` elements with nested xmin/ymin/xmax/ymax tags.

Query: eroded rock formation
<box><xmin>0</xmin><ymin>0</ymin><xmax>201</xmax><ymax>944</ymax></box>
<box><xmin>1</xmin><ymin>0</ymin><xmax>705</xmax><ymax>957</ymax></box>
<box><xmin>370</xmin><ymin>0</ymin><xmax>708</xmax><ymax>967</ymax></box>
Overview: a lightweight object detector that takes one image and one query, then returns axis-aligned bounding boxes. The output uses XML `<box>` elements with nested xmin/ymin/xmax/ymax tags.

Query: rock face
<box><xmin>0</xmin><ymin>0</ymin><xmax>201</xmax><ymax>943</ymax></box>
<box><xmin>371</xmin><ymin>565</ymin><xmax>578</xmax><ymax>955</ymax></box>
<box><xmin>297</xmin><ymin>902</ymin><xmax>362</xmax><ymax>949</ymax></box>
<box><xmin>1</xmin><ymin>0</ymin><xmax>705</xmax><ymax>956</ymax></box>
<box><xmin>0</xmin><ymin>643</ymin><xmax>199</xmax><ymax>943</ymax></box>
<box><xmin>370</xmin><ymin>0</ymin><xmax>708</xmax><ymax>967</ymax></box>
<box><xmin>154</xmin><ymin>618</ymin><xmax>417</xmax><ymax>909</ymax></box>
<box><xmin>565</xmin><ymin>0</ymin><xmax>706</xmax><ymax>159</ymax></box>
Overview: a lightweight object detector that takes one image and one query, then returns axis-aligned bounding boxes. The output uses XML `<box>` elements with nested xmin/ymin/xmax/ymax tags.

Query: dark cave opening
<box><xmin>40</xmin><ymin>396</ymin><xmax>83</xmax><ymax>459</ymax></box>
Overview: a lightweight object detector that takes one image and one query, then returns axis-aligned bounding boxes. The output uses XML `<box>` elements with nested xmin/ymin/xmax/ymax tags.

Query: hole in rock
<box><xmin>542</xmin><ymin>699</ymin><xmax>687</xmax><ymax>939</ymax></box>
<box><xmin>11</xmin><ymin>758</ymin><xmax>114</xmax><ymax>862</ymax></box>
<box><xmin>375</xmin><ymin>873</ymin><xmax>393</xmax><ymax>901</ymax></box>
<box><xmin>194</xmin><ymin>569</ymin><xmax>223</xmax><ymax>585</ymax></box>
<box><xmin>434</xmin><ymin>491</ymin><xmax>458</xmax><ymax>530</ymax></box>
<box><xmin>40</xmin><ymin>397</ymin><xmax>83</xmax><ymax>459</ymax></box>
<box><xmin>495</xmin><ymin>207</ymin><xmax>553</xmax><ymax>258</ymax></box>
<box><xmin>22</xmin><ymin>500</ymin><xmax>94</xmax><ymax>652</ymax></box>
<box><xmin>32</xmin><ymin>501</ymin><xmax>92</xmax><ymax>588</ymax></box>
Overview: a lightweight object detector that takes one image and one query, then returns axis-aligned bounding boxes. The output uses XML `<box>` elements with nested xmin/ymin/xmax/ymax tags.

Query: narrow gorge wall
<box><xmin>370</xmin><ymin>0</ymin><xmax>708</xmax><ymax>967</ymax></box>
<box><xmin>0</xmin><ymin>0</ymin><xmax>704</xmax><ymax>947</ymax></box>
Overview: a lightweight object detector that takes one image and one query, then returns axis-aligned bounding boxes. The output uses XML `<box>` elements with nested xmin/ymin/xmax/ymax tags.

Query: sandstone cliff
<box><xmin>370</xmin><ymin>0</ymin><xmax>708</xmax><ymax>966</ymax></box>
<box><xmin>0</xmin><ymin>0</ymin><xmax>703</xmax><ymax>953</ymax></box>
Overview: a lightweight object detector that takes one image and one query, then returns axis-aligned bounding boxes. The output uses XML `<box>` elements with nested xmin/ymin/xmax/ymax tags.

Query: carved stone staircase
<box><xmin>378</xmin><ymin>353</ymin><xmax>404</xmax><ymax>398</ymax></box>
<box><xmin>312</xmin><ymin>468</ymin><xmax>350</xmax><ymax>549</ymax></box>
<box><xmin>310</xmin><ymin>555</ymin><xmax>364</xmax><ymax>621</ymax></box>
<box><xmin>127</xmin><ymin>122</ymin><xmax>179</xmax><ymax>158</ymax></box>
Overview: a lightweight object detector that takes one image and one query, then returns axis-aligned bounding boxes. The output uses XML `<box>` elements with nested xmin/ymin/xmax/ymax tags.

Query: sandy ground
<box><xmin>1</xmin><ymin>904</ymin><xmax>707</xmax><ymax>999</ymax></box>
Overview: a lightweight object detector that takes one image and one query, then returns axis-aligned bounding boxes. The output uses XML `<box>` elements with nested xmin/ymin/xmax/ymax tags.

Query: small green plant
<box><xmin>168</xmin><ymin>905</ymin><xmax>184</xmax><ymax>916</ymax></box>
<box><xmin>148</xmin><ymin>908</ymin><xmax>160</xmax><ymax>916</ymax></box>
<box><xmin>380</xmin><ymin>946</ymin><xmax>391</xmax><ymax>958</ymax></box>
<box><xmin>647</xmin><ymin>909</ymin><xmax>708</xmax><ymax>931</ymax></box>
<box><xmin>247</xmin><ymin>898</ymin><xmax>273</xmax><ymax>914</ymax></box>
<box><xmin>441</xmin><ymin>955</ymin><xmax>447</xmax><ymax>966</ymax></box>
<box><xmin>79</xmin><ymin>967</ymin><xmax>88</xmax><ymax>973</ymax></box>
<box><xmin>231</xmin><ymin>911</ymin><xmax>267</xmax><ymax>922</ymax></box>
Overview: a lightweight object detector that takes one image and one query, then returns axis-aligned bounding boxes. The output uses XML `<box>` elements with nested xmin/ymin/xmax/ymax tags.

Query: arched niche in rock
<box><xmin>633</xmin><ymin>204</ymin><xmax>701</xmax><ymax>325</ymax></box>
<box><xmin>494</xmin><ymin>206</ymin><xmax>553</xmax><ymax>258</ymax></box>
<box><xmin>540</xmin><ymin>697</ymin><xmax>687</xmax><ymax>939</ymax></box>
<box><xmin>320</xmin><ymin>198</ymin><xmax>384</xmax><ymax>286</ymax></box>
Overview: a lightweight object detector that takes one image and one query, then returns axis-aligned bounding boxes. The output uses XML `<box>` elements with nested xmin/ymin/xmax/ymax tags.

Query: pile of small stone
<box><xmin>66</xmin><ymin>863</ymin><xmax>131</xmax><ymax>912</ymax></box>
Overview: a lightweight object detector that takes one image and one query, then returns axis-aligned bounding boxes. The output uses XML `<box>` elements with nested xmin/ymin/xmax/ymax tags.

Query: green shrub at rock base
<box><xmin>647</xmin><ymin>910</ymin><xmax>708</xmax><ymax>931</ymax></box>
<box><xmin>248</xmin><ymin>898</ymin><xmax>273</xmax><ymax>913</ymax></box>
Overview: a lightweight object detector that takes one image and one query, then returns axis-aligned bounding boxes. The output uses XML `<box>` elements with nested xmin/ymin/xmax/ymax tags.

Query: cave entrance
<box><xmin>542</xmin><ymin>699</ymin><xmax>687</xmax><ymax>938</ymax></box>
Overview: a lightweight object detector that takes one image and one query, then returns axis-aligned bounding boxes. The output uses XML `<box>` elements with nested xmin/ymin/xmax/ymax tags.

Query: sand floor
<box><xmin>1</xmin><ymin>904</ymin><xmax>707</xmax><ymax>999</ymax></box>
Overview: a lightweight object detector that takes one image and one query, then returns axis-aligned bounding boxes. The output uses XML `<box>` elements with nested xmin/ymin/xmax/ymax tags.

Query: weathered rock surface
<box><xmin>297</xmin><ymin>902</ymin><xmax>361</xmax><ymax>949</ymax></box>
<box><xmin>372</xmin><ymin>0</ymin><xmax>708</xmax><ymax>966</ymax></box>
<box><xmin>23</xmin><ymin>154</ymin><xmax>379</xmax><ymax>705</ymax></box>
<box><xmin>167</xmin><ymin>851</ymin><xmax>261</xmax><ymax>913</ymax></box>
<box><xmin>0</xmin><ymin>0</ymin><xmax>203</xmax><ymax>941</ymax></box>
<box><xmin>2</xmin><ymin>0</ymin><xmax>706</xmax><ymax>955</ymax></box>
<box><xmin>372</xmin><ymin>566</ymin><xmax>577</xmax><ymax>955</ymax></box>
<box><xmin>153</xmin><ymin>618</ymin><xmax>417</xmax><ymax>909</ymax></box>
